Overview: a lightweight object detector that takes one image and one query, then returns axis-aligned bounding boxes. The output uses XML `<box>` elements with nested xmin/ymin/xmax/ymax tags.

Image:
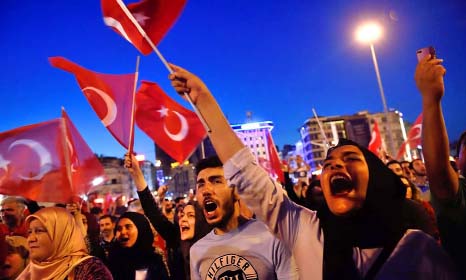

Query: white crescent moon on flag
<box><xmin>164</xmin><ymin>111</ymin><xmax>189</xmax><ymax>142</ymax></box>
<box><xmin>411</xmin><ymin>124</ymin><xmax>422</xmax><ymax>140</ymax></box>
<box><xmin>8</xmin><ymin>139</ymin><xmax>53</xmax><ymax>180</ymax></box>
<box><xmin>103</xmin><ymin>17</ymin><xmax>134</xmax><ymax>45</ymax></box>
<box><xmin>66</xmin><ymin>136</ymin><xmax>78</xmax><ymax>172</ymax></box>
<box><xmin>82</xmin><ymin>86</ymin><xmax>117</xmax><ymax>127</ymax></box>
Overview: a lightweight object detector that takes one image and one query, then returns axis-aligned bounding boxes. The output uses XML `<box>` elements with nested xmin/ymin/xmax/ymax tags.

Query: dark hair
<box><xmin>386</xmin><ymin>160</ymin><xmax>401</xmax><ymax>168</ymax></box>
<box><xmin>409</xmin><ymin>158</ymin><xmax>422</xmax><ymax>170</ymax></box>
<box><xmin>195</xmin><ymin>156</ymin><xmax>223</xmax><ymax>176</ymax></box>
<box><xmin>7</xmin><ymin>243</ymin><xmax>29</xmax><ymax>260</ymax></box>
<box><xmin>457</xmin><ymin>131</ymin><xmax>466</xmax><ymax>157</ymax></box>
<box><xmin>99</xmin><ymin>214</ymin><xmax>116</xmax><ymax>223</ymax></box>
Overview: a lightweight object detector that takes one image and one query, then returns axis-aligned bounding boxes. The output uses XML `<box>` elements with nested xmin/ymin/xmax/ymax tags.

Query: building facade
<box><xmin>299</xmin><ymin>110</ymin><xmax>409</xmax><ymax>171</ymax></box>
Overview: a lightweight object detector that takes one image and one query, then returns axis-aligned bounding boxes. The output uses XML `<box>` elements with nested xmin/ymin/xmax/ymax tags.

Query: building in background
<box><xmin>299</xmin><ymin>110</ymin><xmax>409</xmax><ymax>171</ymax></box>
<box><xmin>232</xmin><ymin>121</ymin><xmax>274</xmax><ymax>160</ymax></box>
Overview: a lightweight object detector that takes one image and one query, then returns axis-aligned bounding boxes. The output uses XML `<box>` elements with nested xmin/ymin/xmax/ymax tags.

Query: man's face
<box><xmin>412</xmin><ymin>159</ymin><xmax>426</xmax><ymax>176</ymax></box>
<box><xmin>99</xmin><ymin>217</ymin><xmax>115</xmax><ymax>237</ymax></box>
<box><xmin>321</xmin><ymin>145</ymin><xmax>369</xmax><ymax>216</ymax></box>
<box><xmin>0</xmin><ymin>202</ymin><xmax>23</xmax><ymax>228</ymax></box>
<box><xmin>0</xmin><ymin>252</ymin><xmax>27</xmax><ymax>279</ymax></box>
<box><xmin>387</xmin><ymin>162</ymin><xmax>403</xmax><ymax>177</ymax></box>
<box><xmin>196</xmin><ymin>167</ymin><xmax>236</xmax><ymax>228</ymax></box>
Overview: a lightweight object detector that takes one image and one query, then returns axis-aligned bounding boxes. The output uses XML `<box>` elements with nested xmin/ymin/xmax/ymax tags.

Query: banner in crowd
<box><xmin>101</xmin><ymin>0</ymin><xmax>186</xmax><ymax>55</ymax></box>
<box><xmin>49</xmin><ymin>56</ymin><xmax>135</xmax><ymax>149</ymax></box>
<box><xmin>0</xmin><ymin>112</ymin><xmax>105</xmax><ymax>202</ymax></box>
<box><xmin>135</xmin><ymin>81</ymin><xmax>206</xmax><ymax>163</ymax></box>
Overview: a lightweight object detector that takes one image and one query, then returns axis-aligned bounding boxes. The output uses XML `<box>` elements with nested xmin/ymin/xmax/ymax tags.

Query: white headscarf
<box><xmin>17</xmin><ymin>207</ymin><xmax>89</xmax><ymax>280</ymax></box>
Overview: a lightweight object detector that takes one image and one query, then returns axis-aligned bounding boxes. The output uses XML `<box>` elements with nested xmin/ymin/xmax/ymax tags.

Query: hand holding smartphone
<box><xmin>416</xmin><ymin>46</ymin><xmax>436</xmax><ymax>62</ymax></box>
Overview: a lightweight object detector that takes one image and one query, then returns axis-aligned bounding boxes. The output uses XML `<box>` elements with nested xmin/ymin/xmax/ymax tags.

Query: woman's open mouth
<box><xmin>330</xmin><ymin>174</ymin><xmax>354</xmax><ymax>195</ymax></box>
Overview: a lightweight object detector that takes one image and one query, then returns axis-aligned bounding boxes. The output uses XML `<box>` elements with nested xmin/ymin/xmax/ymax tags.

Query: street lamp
<box><xmin>356</xmin><ymin>22</ymin><xmax>395</xmax><ymax>157</ymax></box>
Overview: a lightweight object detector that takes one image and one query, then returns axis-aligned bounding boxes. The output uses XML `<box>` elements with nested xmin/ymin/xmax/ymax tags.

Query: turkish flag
<box><xmin>265</xmin><ymin>130</ymin><xmax>285</xmax><ymax>183</ymax></box>
<box><xmin>135</xmin><ymin>81</ymin><xmax>206</xmax><ymax>163</ymax></box>
<box><xmin>0</xmin><ymin>114</ymin><xmax>105</xmax><ymax>203</ymax></box>
<box><xmin>368</xmin><ymin>120</ymin><xmax>382</xmax><ymax>155</ymax></box>
<box><xmin>396</xmin><ymin>113</ymin><xmax>423</xmax><ymax>159</ymax></box>
<box><xmin>62</xmin><ymin>110</ymin><xmax>106</xmax><ymax>196</ymax></box>
<box><xmin>101</xmin><ymin>0</ymin><xmax>186</xmax><ymax>55</ymax></box>
<box><xmin>49</xmin><ymin>56</ymin><xmax>135</xmax><ymax>149</ymax></box>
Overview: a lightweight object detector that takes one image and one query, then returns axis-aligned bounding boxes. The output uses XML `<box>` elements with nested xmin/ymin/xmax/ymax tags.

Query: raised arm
<box><xmin>415</xmin><ymin>55</ymin><xmax>458</xmax><ymax>200</ymax></box>
<box><xmin>124</xmin><ymin>154</ymin><xmax>180</xmax><ymax>248</ymax></box>
<box><xmin>168</xmin><ymin>64</ymin><xmax>245</xmax><ymax>163</ymax></box>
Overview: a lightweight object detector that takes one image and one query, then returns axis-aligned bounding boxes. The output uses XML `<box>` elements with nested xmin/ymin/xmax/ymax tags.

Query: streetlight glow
<box><xmin>356</xmin><ymin>23</ymin><xmax>382</xmax><ymax>43</ymax></box>
<box><xmin>354</xmin><ymin>21</ymin><xmax>395</xmax><ymax>157</ymax></box>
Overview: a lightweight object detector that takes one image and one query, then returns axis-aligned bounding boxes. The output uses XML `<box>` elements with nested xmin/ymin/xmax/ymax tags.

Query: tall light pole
<box><xmin>356</xmin><ymin>22</ymin><xmax>395</xmax><ymax>157</ymax></box>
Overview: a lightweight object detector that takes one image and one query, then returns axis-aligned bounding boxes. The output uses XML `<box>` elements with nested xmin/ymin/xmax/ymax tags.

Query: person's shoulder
<box><xmin>74</xmin><ymin>257</ymin><xmax>113</xmax><ymax>280</ymax></box>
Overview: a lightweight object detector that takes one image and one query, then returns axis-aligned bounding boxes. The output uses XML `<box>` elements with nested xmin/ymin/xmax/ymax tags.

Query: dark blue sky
<box><xmin>2</xmin><ymin>0</ymin><xmax>465</xmax><ymax>161</ymax></box>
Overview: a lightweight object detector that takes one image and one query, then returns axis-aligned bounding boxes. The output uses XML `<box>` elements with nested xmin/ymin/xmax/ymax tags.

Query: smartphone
<box><xmin>416</xmin><ymin>46</ymin><xmax>436</xmax><ymax>62</ymax></box>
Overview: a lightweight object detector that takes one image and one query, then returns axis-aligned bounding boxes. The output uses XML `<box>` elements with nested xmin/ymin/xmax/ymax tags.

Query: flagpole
<box><xmin>312</xmin><ymin>108</ymin><xmax>330</xmax><ymax>149</ymax></box>
<box><xmin>128</xmin><ymin>56</ymin><xmax>140</xmax><ymax>157</ymax></box>
<box><xmin>115</xmin><ymin>0</ymin><xmax>212</xmax><ymax>134</ymax></box>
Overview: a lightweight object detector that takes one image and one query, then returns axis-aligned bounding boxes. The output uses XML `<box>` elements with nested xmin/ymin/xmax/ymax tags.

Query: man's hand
<box><xmin>168</xmin><ymin>63</ymin><xmax>211</xmax><ymax>104</ymax></box>
<box><xmin>414</xmin><ymin>55</ymin><xmax>446</xmax><ymax>104</ymax></box>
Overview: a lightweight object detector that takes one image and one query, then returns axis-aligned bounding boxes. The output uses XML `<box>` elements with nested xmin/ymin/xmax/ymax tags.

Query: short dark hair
<box><xmin>195</xmin><ymin>156</ymin><xmax>223</xmax><ymax>176</ymax></box>
<box><xmin>386</xmin><ymin>160</ymin><xmax>401</xmax><ymax>167</ymax></box>
<box><xmin>457</xmin><ymin>131</ymin><xmax>466</xmax><ymax>157</ymax></box>
<box><xmin>409</xmin><ymin>158</ymin><xmax>422</xmax><ymax>170</ymax></box>
<box><xmin>99</xmin><ymin>214</ymin><xmax>116</xmax><ymax>223</ymax></box>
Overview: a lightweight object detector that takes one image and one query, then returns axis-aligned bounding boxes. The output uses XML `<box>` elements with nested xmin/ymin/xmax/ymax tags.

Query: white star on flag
<box><xmin>133</xmin><ymin>13</ymin><xmax>150</xmax><ymax>26</ymax></box>
<box><xmin>158</xmin><ymin>106</ymin><xmax>169</xmax><ymax>117</ymax></box>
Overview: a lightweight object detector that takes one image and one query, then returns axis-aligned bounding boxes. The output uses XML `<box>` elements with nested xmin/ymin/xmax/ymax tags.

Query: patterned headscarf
<box><xmin>17</xmin><ymin>207</ymin><xmax>89</xmax><ymax>280</ymax></box>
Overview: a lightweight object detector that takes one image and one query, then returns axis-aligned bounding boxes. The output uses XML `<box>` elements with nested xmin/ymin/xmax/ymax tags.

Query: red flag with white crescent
<box><xmin>396</xmin><ymin>113</ymin><xmax>423</xmax><ymax>159</ymax></box>
<box><xmin>49</xmin><ymin>56</ymin><xmax>135</xmax><ymax>149</ymax></box>
<box><xmin>0</xmin><ymin>114</ymin><xmax>105</xmax><ymax>203</ymax></box>
<box><xmin>101</xmin><ymin>0</ymin><xmax>186</xmax><ymax>55</ymax></box>
<box><xmin>368</xmin><ymin>120</ymin><xmax>382</xmax><ymax>155</ymax></box>
<box><xmin>265</xmin><ymin>130</ymin><xmax>285</xmax><ymax>183</ymax></box>
<box><xmin>0</xmin><ymin>119</ymin><xmax>70</xmax><ymax>202</ymax></box>
<box><xmin>135</xmin><ymin>81</ymin><xmax>206</xmax><ymax>163</ymax></box>
<box><xmin>62</xmin><ymin>110</ymin><xmax>106</xmax><ymax>196</ymax></box>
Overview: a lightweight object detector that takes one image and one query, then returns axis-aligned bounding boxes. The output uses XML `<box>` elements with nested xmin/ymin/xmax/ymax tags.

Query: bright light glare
<box><xmin>135</xmin><ymin>154</ymin><xmax>145</xmax><ymax>161</ymax></box>
<box><xmin>356</xmin><ymin>23</ymin><xmax>382</xmax><ymax>43</ymax></box>
<box><xmin>92</xmin><ymin>176</ymin><xmax>104</xmax><ymax>186</ymax></box>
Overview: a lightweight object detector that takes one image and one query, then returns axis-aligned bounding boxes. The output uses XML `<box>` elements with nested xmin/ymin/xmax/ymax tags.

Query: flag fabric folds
<box><xmin>101</xmin><ymin>0</ymin><xmax>186</xmax><ymax>55</ymax></box>
<box><xmin>261</xmin><ymin>130</ymin><xmax>285</xmax><ymax>183</ymax></box>
<box><xmin>0</xmin><ymin>114</ymin><xmax>105</xmax><ymax>203</ymax></box>
<box><xmin>368</xmin><ymin>120</ymin><xmax>382</xmax><ymax>156</ymax></box>
<box><xmin>62</xmin><ymin>110</ymin><xmax>106</xmax><ymax>197</ymax></box>
<box><xmin>396</xmin><ymin>113</ymin><xmax>423</xmax><ymax>159</ymax></box>
<box><xmin>135</xmin><ymin>81</ymin><xmax>206</xmax><ymax>163</ymax></box>
<box><xmin>49</xmin><ymin>56</ymin><xmax>135</xmax><ymax>149</ymax></box>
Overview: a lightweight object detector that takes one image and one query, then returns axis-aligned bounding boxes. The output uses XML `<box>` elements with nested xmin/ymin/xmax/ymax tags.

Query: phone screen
<box><xmin>416</xmin><ymin>46</ymin><xmax>436</xmax><ymax>62</ymax></box>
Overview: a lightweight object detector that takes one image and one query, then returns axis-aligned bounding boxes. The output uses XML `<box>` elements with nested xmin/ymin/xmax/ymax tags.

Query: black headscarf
<box><xmin>180</xmin><ymin>201</ymin><xmax>213</xmax><ymax>279</ymax></box>
<box><xmin>108</xmin><ymin>212</ymin><xmax>169</xmax><ymax>280</ymax></box>
<box><xmin>317</xmin><ymin>139</ymin><xmax>407</xmax><ymax>280</ymax></box>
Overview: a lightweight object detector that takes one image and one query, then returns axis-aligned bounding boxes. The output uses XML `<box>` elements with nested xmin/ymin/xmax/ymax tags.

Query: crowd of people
<box><xmin>0</xmin><ymin>55</ymin><xmax>464</xmax><ymax>279</ymax></box>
